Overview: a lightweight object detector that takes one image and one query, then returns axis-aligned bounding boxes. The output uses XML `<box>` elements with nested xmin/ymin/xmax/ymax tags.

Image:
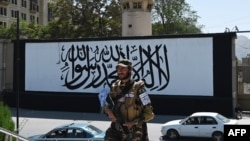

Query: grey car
<box><xmin>28</xmin><ymin>122</ymin><xmax>105</xmax><ymax>141</ymax></box>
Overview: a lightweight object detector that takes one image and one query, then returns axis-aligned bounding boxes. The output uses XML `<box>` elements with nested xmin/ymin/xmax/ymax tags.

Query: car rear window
<box><xmin>84</xmin><ymin>125</ymin><xmax>103</xmax><ymax>135</ymax></box>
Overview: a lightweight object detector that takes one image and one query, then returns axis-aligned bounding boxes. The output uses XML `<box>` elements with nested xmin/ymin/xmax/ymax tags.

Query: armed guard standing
<box><xmin>103</xmin><ymin>58</ymin><xmax>154</xmax><ymax>141</ymax></box>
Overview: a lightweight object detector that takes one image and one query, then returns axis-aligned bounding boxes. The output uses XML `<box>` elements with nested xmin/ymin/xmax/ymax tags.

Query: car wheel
<box><xmin>212</xmin><ymin>131</ymin><xmax>223</xmax><ymax>141</ymax></box>
<box><xmin>166</xmin><ymin>129</ymin><xmax>179</xmax><ymax>140</ymax></box>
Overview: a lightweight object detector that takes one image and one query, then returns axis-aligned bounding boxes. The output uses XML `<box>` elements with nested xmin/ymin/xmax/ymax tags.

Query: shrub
<box><xmin>0</xmin><ymin>101</ymin><xmax>15</xmax><ymax>140</ymax></box>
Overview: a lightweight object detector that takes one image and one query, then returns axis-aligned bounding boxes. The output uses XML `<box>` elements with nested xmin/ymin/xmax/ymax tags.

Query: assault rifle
<box><xmin>106</xmin><ymin>94</ymin><xmax>130</xmax><ymax>135</ymax></box>
<box><xmin>105</xmin><ymin>80</ymin><xmax>134</xmax><ymax>139</ymax></box>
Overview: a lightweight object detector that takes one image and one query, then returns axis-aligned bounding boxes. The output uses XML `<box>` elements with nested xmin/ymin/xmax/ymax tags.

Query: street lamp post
<box><xmin>16</xmin><ymin>10</ymin><xmax>20</xmax><ymax>134</ymax></box>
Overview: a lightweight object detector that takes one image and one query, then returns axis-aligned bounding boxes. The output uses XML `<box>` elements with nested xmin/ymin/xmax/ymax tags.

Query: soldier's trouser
<box><xmin>104</xmin><ymin>122</ymin><xmax>149</xmax><ymax>141</ymax></box>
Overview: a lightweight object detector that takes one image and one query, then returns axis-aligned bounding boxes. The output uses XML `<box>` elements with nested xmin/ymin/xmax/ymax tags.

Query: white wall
<box><xmin>25</xmin><ymin>37</ymin><xmax>213</xmax><ymax>96</ymax></box>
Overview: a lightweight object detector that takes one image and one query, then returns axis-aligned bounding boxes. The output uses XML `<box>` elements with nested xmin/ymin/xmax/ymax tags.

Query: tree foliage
<box><xmin>0</xmin><ymin>25</ymin><xmax>8</xmax><ymax>39</ymax></box>
<box><xmin>0</xmin><ymin>101</ymin><xmax>15</xmax><ymax>140</ymax></box>
<box><xmin>0</xmin><ymin>0</ymin><xmax>203</xmax><ymax>39</ymax></box>
<box><xmin>47</xmin><ymin>0</ymin><xmax>122</xmax><ymax>38</ymax></box>
<box><xmin>0</xmin><ymin>0</ymin><xmax>121</xmax><ymax>39</ymax></box>
<box><xmin>152</xmin><ymin>0</ymin><xmax>203</xmax><ymax>35</ymax></box>
<box><xmin>0</xmin><ymin>21</ymin><xmax>41</xmax><ymax>39</ymax></box>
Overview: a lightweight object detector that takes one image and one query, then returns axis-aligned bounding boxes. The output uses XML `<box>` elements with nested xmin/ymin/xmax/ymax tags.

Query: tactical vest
<box><xmin>109</xmin><ymin>80</ymin><xmax>145</xmax><ymax>122</ymax></box>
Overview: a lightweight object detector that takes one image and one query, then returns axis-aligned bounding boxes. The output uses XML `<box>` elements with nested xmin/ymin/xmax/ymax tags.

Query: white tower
<box><xmin>121</xmin><ymin>0</ymin><xmax>154</xmax><ymax>36</ymax></box>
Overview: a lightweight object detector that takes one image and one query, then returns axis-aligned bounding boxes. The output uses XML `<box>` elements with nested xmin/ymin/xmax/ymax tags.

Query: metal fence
<box><xmin>0</xmin><ymin>127</ymin><xmax>29</xmax><ymax>141</ymax></box>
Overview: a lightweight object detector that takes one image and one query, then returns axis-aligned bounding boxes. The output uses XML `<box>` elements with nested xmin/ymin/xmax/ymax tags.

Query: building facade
<box><xmin>0</xmin><ymin>0</ymin><xmax>55</xmax><ymax>27</ymax></box>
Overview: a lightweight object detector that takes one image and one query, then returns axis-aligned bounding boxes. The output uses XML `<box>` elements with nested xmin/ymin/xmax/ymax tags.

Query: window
<box><xmin>200</xmin><ymin>116</ymin><xmax>217</xmax><ymax>124</ymax></box>
<box><xmin>123</xmin><ymin>3</ymin><xmax>129</xmax><ymax>9</ymax></box>
<box><xmin>30</xmin><ymin>15</ymin><xmax>35</xmax><ymax>22</ymax></box>
<box><xmin>21</xmin><ymin>13</ymin><xmax>26</xmax><ymax>20</ymax></box>
<box><xmin>133</xmin><ymin>2</ymin><xmax>142</xmax><ymax>9</ymax></box>
<box><xmin>11</xmin><ymin>10</ymin><xmax>18</xmax><ymax>18</ymax></box>
<box><xmin>138</xmin><ymin>2</ymin><xmax>142</xmax><ymax>9</ymax></box>
<box><xmin>11</xmin><ymin>0</ymin><xmax>17</xmax><ymax>5</ymax></box>
<box><xmin>147</xmin><ymin>4</ymin><xmax>153</xmax><ymax>11</ymax></box>
<box><xmin>185</xmin><ymin>117</ymin><xmax>200</xmax><ymax>124</ymax></box>
<box><xmin>0</xmin><ymin>21</ymin><xmax>7</xmax><ymax>27</ymax></box>
<box><xmin>0</xmin><ymin>7</ymin><xmax>7</xmax><ymax>16</ymax></box>
<box><xmin>21</xmin><ymin>0</ymin><xmax>27</xmax><ymax>8</ymax></box>
<box><xmin>30</xmin><ymin>1</ymin><xmax>39</xmax><ymax>12</ymax></box>
<box><xmin>66</xmin><ymin>129</ymin><xmax>86</xmax><ymax>138</ymax></box>
<box><xmin>46</xmin><ymin>128</ymin><xmax>67</xmax><ymax>138</ymax></box>
<box><xmin>48</xmin><ymin>3</ymin><xmax>54</xmax><ymax>21</ymax></box>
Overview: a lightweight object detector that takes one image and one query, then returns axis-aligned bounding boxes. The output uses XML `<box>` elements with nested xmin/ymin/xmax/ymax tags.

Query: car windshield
<box><xmin>180</xmin><ymin>116</ymin><xmax>190</xmax><ymax>124</ymax></box>
<box><xmin>83</xmin><ymin>125</ymin><xmax>103</xmax><ymax>135</ymax></box>
<box><xmin>216</xmin><ymin>113</ymin><xmax>230</xmax><ymax>123</ymax></box>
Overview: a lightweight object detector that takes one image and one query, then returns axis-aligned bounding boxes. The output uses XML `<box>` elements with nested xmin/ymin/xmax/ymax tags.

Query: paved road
<box><xmin>11</xmin><ymin>108</ymin><xmax>250</xmax><ymax>141</ymax></box>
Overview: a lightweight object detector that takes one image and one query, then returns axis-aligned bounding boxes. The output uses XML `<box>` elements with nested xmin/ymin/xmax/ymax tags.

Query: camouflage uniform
<box><xmin>104</xmin><ymin>79</ymin><xmax>154</xmax><ymax>141</ymax></box>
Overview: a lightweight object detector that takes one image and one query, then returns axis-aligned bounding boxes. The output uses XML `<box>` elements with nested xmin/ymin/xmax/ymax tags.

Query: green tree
<box><xmin>0</xmin><ymin>20</ymin><xmax>44</xmax><ymax>39</ymax></box>
<box><xmin>0</xmin><ymin>0</ymin><xmax>122</xmax><ymax>39</ymax></box>
<box><xmin>0</xmin><ymin>0</ymin><xmax>204</xmax><ymax>39</ymax></box>
<box><xmin>0</xmin><ymin>25</ymin><xmax>8</xmax><ymax>39</ymax></box>
<box><xmin>0</xmin><ymin>101</ymin><xmax>15</xmax><ymax>140</ymax></box>
<box><xmin>47</xmin><ymin>0</ymin><xmax>121</xmax><ymax>38</ymax></box>
<box><xmin>46</xmin><ymin>0</ymin><xmax>79</xmax><ymax>38</ymax></box>
<box><xmin>152</xmin><ymin>0</ymin><xmax>203</xmax><ymax>35</ymax></box>
<box><xmin>100</xmin><ymin>0</ymin><xmax>122</xmax><ymax>37</ymax></box>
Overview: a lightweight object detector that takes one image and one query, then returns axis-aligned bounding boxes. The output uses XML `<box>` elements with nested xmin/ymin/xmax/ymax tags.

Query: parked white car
<box><xmin>160</xmin><ymin>112</ymin><xmax>238</xmax><ymax>141</ymax></box>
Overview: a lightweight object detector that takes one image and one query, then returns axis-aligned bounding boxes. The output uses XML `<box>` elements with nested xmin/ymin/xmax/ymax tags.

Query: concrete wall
<box><xmin>5</xmin><ymin>33</ymin><xmax>250</xmax><ymax>117</ymax></box>
<box><xmin>0</xmin><ymin>39</ymin><xmax>13</xmax><ymax>102</ymax></box>
<box><xmin>237</xmin><ymin>58</ymin><xmax>250</xmax><ymax>111</ymax></box>
<box><xmin>238</xmin><ymin>94</ymin><xmax>250</xmax><ymax>111</ymax></box>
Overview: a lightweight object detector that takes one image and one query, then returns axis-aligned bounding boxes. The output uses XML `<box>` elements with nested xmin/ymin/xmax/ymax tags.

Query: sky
<box><xmin>186</xmin><ymin>0</ymin><xmax>250</xmax><ymax>39</ymax></box>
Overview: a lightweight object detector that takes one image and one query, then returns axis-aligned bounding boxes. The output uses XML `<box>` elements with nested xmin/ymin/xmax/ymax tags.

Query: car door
<box><xmin>198</xmin><ymin>116</ymin><xmax>219</xmax><ymax>137</ymax></box>
<box><xmin>179</xmin><ymin>117</ymin><xmax>200</xmax><ymax>137</ymax></box>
